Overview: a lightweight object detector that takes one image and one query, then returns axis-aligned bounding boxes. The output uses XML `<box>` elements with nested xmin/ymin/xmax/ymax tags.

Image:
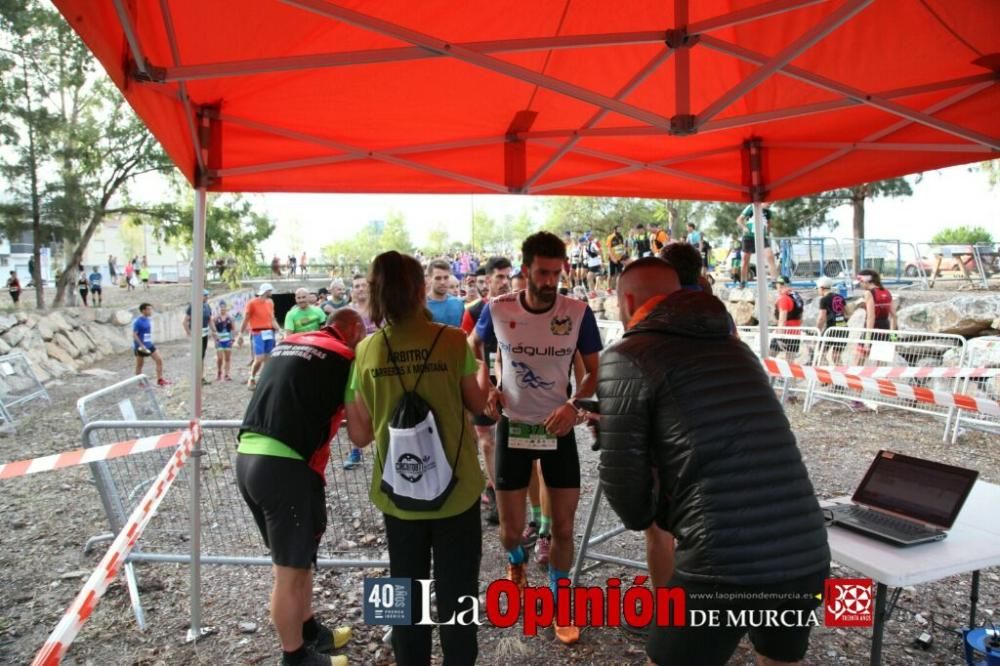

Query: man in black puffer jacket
<box><xmin>598</xmin><ymin>257</ymin><xmax>829</xmax><ymax>666</ymax></box>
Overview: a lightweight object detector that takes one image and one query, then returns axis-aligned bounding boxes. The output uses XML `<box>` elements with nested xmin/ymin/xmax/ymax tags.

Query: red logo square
<box><xmin>824</xmin><ymin>578</ymin><xmax>874</xmax><ymax>627</ymax></box>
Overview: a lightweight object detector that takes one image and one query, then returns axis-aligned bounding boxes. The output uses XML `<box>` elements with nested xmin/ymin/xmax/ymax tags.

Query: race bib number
<box><xmin>142</xmin><ymin>333</ymin><xmax>152</xmax><ymax>344</ymax></box>
<box><xmin>260</xmin><ymin>329</ymin><xmax>274</xmax><ymax>341</ymax></box>
<box><xmin>217</xmin><ymin>331</ymin><xmax>231</xmax><ymax>342</ymax></box>
<box><xmin>508</xmin><ymin>421</ymin><xmax>557</xmax><ymax>451</ymax></box>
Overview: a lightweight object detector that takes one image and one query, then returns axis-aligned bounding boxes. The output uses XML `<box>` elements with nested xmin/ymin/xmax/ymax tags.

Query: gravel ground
<box><xmin>1</xmin><ymin>293</ymin><xmax>997</xmax><ymax>665</ymax></box>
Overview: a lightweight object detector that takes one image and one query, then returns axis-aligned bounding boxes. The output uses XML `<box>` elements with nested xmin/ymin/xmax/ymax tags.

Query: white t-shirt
<box><xmin>476</xmin><ymin>292</ymin><xmax>602</xmax><ymax>424</ymax></box>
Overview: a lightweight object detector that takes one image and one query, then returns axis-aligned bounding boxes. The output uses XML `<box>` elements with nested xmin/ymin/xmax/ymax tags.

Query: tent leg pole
<box><xmin>747</xmin><ymin>139</ymin><xmax>769</xmax><ymax>357</ymax></box>
<box><xmin>187</xmin><ymin>186</ymin><xmax>208</xmax><ymax>643</ymax></box>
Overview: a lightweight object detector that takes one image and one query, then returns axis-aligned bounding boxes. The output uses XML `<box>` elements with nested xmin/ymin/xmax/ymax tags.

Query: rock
<box><xmin>29</xmin><ymin>360</ymin><xmax>50</xmax><ymax>383</ymax></box>
<box><xmin>847</xmin><ymin>308</ymin><xmax>867</xmax><ymax>329</ymax></box>
<box><xmin>41</xmin><ymin>359</ymin><xmax>70</xmax><ymax>378</ymax></box>
<box><xmin>0</xmin><ymin>337</ymin><xmax>10</xmax><ymax>355</ymax></box>
<box><xmin>45</xmin><ymin>342</ymin><xmax>78</xmax><ymax>369</ymax></box>
<box><xmin>940</xmin><ymin>318</ymin><xmax>995</xmax><ymax>339</ymax></box>
<box><xmin>112</xmin><ymin>310</ymin><xmax>134</xmax><ymax>326</ymax></box>
<box><xmin>14</xmin><ymin>310</ymin><xmax>28</xmax><ymax>324</ymax></box>
<box><xmin>45</xmin><ymin>311</ymin><xmax>73</xmax><ymax>333</ymax></box>
<box><xmin>53</xmin><ymin>331</ymin><xmax>81</xmax><ymax>358</ymax></box>
<box><xmin>72</xmin><ymin>329</ymin><xmax>95</xmax><ymax>354</ymax></box>
<box><xmin>81</xmin><ymin>368</ymin><xmax>117</xmax><ymax>378</ymax></box>
<box><xmin>897</xmin><ymin>301</ymin><xmax>962</xmax><ymax>332</ymax></box>
<box><xmin>0</xmin><ymin>313</ymin><xmax>17</xmax><ymax>334</ymax></box>
<box><xmin>730</xmin><ymin>302</ymin><xmax>757</xmax><ymax>327</ymax></box>
<box><xmin>20</xmin><ymin>330</ymin><xmax>47</xmax><ymax>353</ymax></box>
<box><xmin>93</xmin><ymin>309</ymin><xmax>112</xmax><ymax>324</ymax></box>
<box><xmin>82</xmin><ymin>324</ymin><xmax>114</xmax><ymax>356</ymax></box>
<box><xmin>77</xmin><ymin>308</ymin><xmax>96</xmax><ymax>323</ymax></box>
<box><xmin>237</xmin><ymin>621</ymin><xmax>258</xmax><ymax>634</ymax></box>
<box><xmin>1</xmin><ymin>324</ymin><xmax>28</xmax><ymax>348</ymax></box>
<box><xmin>35</xmin><ymin>318</ymin><xmax>56</xmax><ymax>342</ymax></box>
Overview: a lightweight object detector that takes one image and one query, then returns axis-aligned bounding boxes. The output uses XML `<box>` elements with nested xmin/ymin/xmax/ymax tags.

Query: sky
<box><xmin>249</xmin><ymin>163</ymin><xmax>998</xmax><ymax>258</ymax></box>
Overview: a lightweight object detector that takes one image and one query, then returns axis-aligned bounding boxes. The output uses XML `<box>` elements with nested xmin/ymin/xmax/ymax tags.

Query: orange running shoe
<box><xmin>507</xmin><ymin>562</ymin><xmax>528</xmax><ymax>590</ymax></box>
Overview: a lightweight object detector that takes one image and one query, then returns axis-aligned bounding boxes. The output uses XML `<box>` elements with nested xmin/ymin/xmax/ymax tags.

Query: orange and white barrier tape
<box><xmin>823</xmin><ymin>366</ymin><xmax>1000</xmax><ymax>379</ymax></box>
<box><xmin>764</xmin><ymin>358</ymin><xmax>1000</xmax><ymax>418</ymax></box>
<box><xmin>32</xmin><ymin>425</ymin><xmax>199</xmax><ymax>666</ymax></box>
<box><xmin>0</xmin><ymin>431</ymin><xmax>186</xmax><ymax>480</ymax></box>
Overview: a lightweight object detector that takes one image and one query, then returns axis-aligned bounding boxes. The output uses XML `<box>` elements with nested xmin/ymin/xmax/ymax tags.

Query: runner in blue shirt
<box><xmin>132</xmin><ymin>303</ymin><xmax>169</xmax><ymax>386</ymax></box>
<box><xmin>88</xmin><ymin>267</ymin><xmax>103</xmax><ymax>306</ymax></box>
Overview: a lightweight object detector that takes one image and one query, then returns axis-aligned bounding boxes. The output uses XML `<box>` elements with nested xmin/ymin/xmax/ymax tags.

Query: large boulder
<box><xmin>0</xmin><ymin>337</ymin><xmax>10</xmax><ymax>355</ymax></box>
<box><xmin>950</xmin><ymin>295</ymin><xmax>1000</xmax><ymax>320</ymax></box>
<box><xmin>93</xmin><ymin>309</ymin><xmax>112</xmax><ymax>324</ymax></box>
<box><xmin>35</xmin><ymin>318</ymin><xmax>56</xmax><ymax>342</ymax></box>
<box><xmin>896</xmin><ymin>302</ymin><xmax>962</xmax><ymax>332</ymax></box>
<box><xmin>1</xmin><ymin>324</ymin><xmax>28</xmax><ymax>348</ymax></box>
<box><xmin>45</xmin><ymin>311</ymin><xmax>73</xmax><ymax>333</ymax></box>
<box><xmin>112</xmin><ymin>310</ymin><xmax>134</xmax><ymax>326</ymax></box>
<box><xmin>45</xmin><ymin>342</ymin><xmax>79</xmax><ymax>371</ymax></box>
<box><xmin>53</xmin><ymin>331</ymin><xmax>81</xmax><ymax>358</ymax></box>
<box><xmin>81</xmin><ymin>323</ymin><xmax>113</xmax><ymax>356</ymax></box>
<box><xmin>730</xmin><ymin>302</ymin><xmax>758</xmax><ymax>327</ymax></box>
<box><xmin>0</xmin><ymin>313</ymin><xmax>17</xmax><ymax>334</ymax></box>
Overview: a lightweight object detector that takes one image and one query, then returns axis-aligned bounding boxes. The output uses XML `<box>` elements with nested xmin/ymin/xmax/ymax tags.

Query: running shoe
<box><xmin>156</xmin><ymin>378</ymin><xmax>171</xmax><ymax>387</ymax></box>
<box><xmin>507</xmin><ymin>562</ymin><xmax>528</xmax><ymax>590</ymax></box>
<box><xmin>201</xmin><ymin>377</ymin><xmax>211</xmax><ymax>385</ymax></box>
<box><xmin>247</xmin><ymin>376</ymin><xmax>256</xmax><ymax>390</ymax></box>
<box><xmin>342</xmin><ymin>448</ymin><xmax>363</xmax><ymax>470</ymax></box>
<box><xmin>554</xmin><ymin>622</ymin><xmax>581</xmax><ymax>645</ymax></box>
<box><xmin>216</xmin><ymin>372</ymin><xmax>222</xmax><ymax>381</ymax></box>
<box><xmin>481</xmin><ymin>486</ymin><xmax>499</xmax><ymax>524</ymax></box>
<box><xmin>521</xmin><ymin>521</ymin><xmax>539</xmax><ymax>549</ymax></box>
<box><xmin>534</xmin><ymin>535</ymin><xmax>551</xmax><ymax>566</ymax></box>
<box><xmin>308</xmin><ymin>624</ymin><xmax>352</xmax><ymax>653</ymax></box>
<box><xmin>224</xmin><ymin>375</ymin><xmax>232</xmax><ymax>382</ymax></box>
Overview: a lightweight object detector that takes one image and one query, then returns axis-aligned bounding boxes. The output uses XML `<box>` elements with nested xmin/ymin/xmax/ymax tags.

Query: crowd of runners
<box><xmin>218</xmin><ymin>217</ymin><xmax>859</xmax><ymax>666</ymax></box>
<box><xmin>120</xmin><ymin>210</ymin><xmax>901</xmax><ymax>665</ymax></box>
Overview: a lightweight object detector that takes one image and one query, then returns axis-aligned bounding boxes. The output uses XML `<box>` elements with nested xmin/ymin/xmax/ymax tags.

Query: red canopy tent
<box><xmin>48</xmin><ymin>0</ymin><xmax>999</xmax><ymax>651</ymax></box>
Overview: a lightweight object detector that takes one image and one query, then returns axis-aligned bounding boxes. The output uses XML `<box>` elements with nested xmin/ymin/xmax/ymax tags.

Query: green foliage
<box><xmin>930</xmin><ymin>225</ymin><xmax>993</xmax><ymax>244</ymax></box>
<box><xmin>320</xmin><ymin>211</ymin><xmax>413</xmax><ymax>268</ymax></box>
<box><xmin>0</xmin><ymin>1</ymin><xmax>179</xmax><ymax>305</ymax></box>
<box><xmin>134</xmin><ymin>188</ymin><xmax>276</xmax><ymax>288</ymax></box>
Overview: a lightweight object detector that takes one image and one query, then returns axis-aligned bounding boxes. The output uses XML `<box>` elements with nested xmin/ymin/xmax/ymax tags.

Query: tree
<box><xmin>379</xmin><ymin>210</ymin><xmax>414</xmax><ymax>254</ymax></box>
<box><xmin>471</xmin><ymin>208</ymin><xmax>498</xmax><ymax>253</ymax></box>
<box><xmin>828</xmin><ymin>178</ymin><xmax>914</xmax><ymax>269</ymax></box>
<box><xmin>0</xmin><ymin>2</ymin><xmax>178</xmax><ymax>306</ymax></box>
<box><xmin>931</xmin><ymin>225</ymin><xmax>993</xmax><ymax>244</ymax></box>
<box><xmin>134</xmin><ymin>189</ymin><xmax>276</xmax><ymax>288</ymax></box>
<box><xmin>424</xmin><ymin>223</ymin><xmax>450</xmax><ymax>257</ymax></box>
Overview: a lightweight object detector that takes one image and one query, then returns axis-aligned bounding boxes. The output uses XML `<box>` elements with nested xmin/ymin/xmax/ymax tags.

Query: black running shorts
<box><xmin>236</xmin><ymin>453</ymin><xmax>326</xmax><ymax>569</ymax></box>
<box><xmin>742</xmin><ymin>236</ymin><xmax>771</xmax><ymax>254</ymax></box>
<box><xmin>494</xmin><ymin>416</ymin><xmax>580</xmax><ymax>490</ymax></box>
<box><xmin>647</xmin><ymin>567</ymin><xmax>827</xmax><ymax>666</ymax></box>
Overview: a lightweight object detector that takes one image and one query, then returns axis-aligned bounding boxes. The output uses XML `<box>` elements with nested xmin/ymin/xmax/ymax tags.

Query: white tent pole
<box><xmin>747</xmin><ymin>140</ymin><xmax>770</xmax><ymax>357</ymax></box>
<box><xmin>187</xmin><ymin>186</ymin><xmax>207</xmax><ymax>642</ymax></box>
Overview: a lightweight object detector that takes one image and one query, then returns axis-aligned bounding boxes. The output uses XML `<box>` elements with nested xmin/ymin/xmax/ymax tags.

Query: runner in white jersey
<box><xmin>470</xmin><ymin>231</ymin><xmax>601</xmax><ymax>646</ymax></box>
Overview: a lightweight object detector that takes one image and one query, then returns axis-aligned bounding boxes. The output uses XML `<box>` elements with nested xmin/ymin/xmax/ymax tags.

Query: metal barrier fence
<box><xmin>77</xmin><ymin>374</ymin><xmax>165</xmax><ymax>424</ymax></box>
<box><xmin>83</xmin><ymin>419</ymin><xmax>387</xmax><ymax>625</ymax></box>
<box><xmin>0</xmin><ymin>351</ymin><xmax>51</xmax><ymax>426</ymax></box>
<box><xmin>952</xmin><ymin>336</ymin><xmax>1000</xmax><ymax>442</ymax></box>
<box><xmin>847</xmin><ymin>238</ymin><xmax>926</xmax><ymax>287</ymax></box>
<box><xmin>772</xmin><ymin>236</ymin><xmax>851</xmax><ymax>285</ymax></box>
<box><xmin>738</xmin><ymin>326</ymin><xmax>822</xmax><ymax>402</ymax></box>
<box><xmin>915</xmin><ymin>242</ymin><xmax>999</xmax><ymax>289</ymax></box>
<box><xmin>804</xmin><ymin>328</ymin><xmax>966</xmax><ymax>439</ymax></box>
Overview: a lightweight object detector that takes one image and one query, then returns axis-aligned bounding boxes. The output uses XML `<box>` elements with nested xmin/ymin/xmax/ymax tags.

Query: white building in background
<box><xmin>81</xmin><ymin>215</ymin><xmax>189</xmax><ymax>284</ymax></box>
<box><xmin>0</xmin><ymin>232</ymin><xmax>55</xmax><ymax>285</ymax></box>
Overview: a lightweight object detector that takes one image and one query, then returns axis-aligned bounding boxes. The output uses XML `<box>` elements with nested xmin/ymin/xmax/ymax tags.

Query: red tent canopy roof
<box><xmin>54</xmin><ymin>0</ymin><xmax>999</xmax><ymax>201</ymax></box>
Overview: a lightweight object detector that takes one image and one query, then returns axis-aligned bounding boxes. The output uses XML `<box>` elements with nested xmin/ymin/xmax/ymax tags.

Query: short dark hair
<box><xmin>139</xmin><ymin>302</ymin><xmax>152</xmax><ymax>312</ymax></box>
<box><xmin>485</xmin><ymin>256</ymin><xmax>512</xmax><ymax>274</ymax></box>
<box><xmin>428</xmin><ymin>259</ymin><xmax>451</xmax><ymax>275</ymax></box>
<box><xmin>474</xmin><ymin>267</ymin><xmax>487</xmax><ymax>277</ymax></box>
<box><xmin>659</xmin><ymin>243</ymin><xmax>702</xmax><ymax>286</ymax></box>
<box><xmin>522</xmin><ymin>231</ymin><xmax>566</xmax><ymax>267</ymax></box>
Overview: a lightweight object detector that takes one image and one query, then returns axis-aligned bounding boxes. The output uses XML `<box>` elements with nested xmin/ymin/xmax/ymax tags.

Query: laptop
<box><xmin>828</xmin><ymin>450</ymin><xmax>978</xmax><ymax>546</ymax></box>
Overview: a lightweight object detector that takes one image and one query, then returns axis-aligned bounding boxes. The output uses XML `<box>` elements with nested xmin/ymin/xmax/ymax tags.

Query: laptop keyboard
<box><xmin>840</xmin><ymin>506</ymin><xmax>941</xmax><ymax>540</ymax></box>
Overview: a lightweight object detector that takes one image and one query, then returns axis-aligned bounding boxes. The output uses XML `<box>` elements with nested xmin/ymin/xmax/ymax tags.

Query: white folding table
<box><xmin>825</xmin><ymin>481</ymin><xmax>1000</xmax><ymax>665</ymax></box>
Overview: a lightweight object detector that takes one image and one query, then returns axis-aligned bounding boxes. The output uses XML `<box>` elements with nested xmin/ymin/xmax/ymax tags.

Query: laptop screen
<box><xmin>852</xmin><ymin>451</ymin><xmax>979</xmax><ymax>528</ymax></box>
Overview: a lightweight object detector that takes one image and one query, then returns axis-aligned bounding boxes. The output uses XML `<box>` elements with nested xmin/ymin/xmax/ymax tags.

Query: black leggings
<box><xmin>383</xmin><ymin>501</ymin><xmax>481</xmax><ymax>666</ymax></box>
